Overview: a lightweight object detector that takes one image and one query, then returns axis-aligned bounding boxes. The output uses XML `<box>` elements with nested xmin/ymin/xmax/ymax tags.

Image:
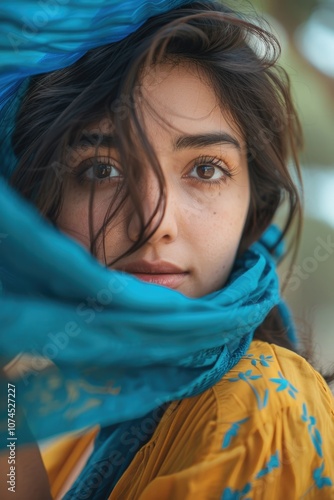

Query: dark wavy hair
<box><xmin>10</xmin><ymin>1</ymin><xmax>304</xmax><ymax>353</ymax></box>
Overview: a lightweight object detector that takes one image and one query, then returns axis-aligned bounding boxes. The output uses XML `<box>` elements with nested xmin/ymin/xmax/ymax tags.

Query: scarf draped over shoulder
<box><xmin>0</xmin><ymin>0</ymin><xmax>295</xmax><ymax>447</ymax></box>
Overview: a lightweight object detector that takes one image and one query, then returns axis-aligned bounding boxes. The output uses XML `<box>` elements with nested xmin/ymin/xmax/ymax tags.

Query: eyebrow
<box><xmin>173</xmin><ymin>132</ymin><xmax>241</xmax><ymax>152</ymax></box>
<box><xmin>75</xmin><ymin>131</ymin><xmax>241</xmax><ymax>152</ymax></box>
<box><xmin>75</xmin><ymin>133</ymin><xmax>118</xmax><ymax>150</ymax></box>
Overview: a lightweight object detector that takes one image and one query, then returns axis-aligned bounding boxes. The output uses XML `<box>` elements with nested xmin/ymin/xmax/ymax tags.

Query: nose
<box><xmin>127</xmin><ymin>174</ymin><xmax>178</xmax><ymax>245</ymax></box>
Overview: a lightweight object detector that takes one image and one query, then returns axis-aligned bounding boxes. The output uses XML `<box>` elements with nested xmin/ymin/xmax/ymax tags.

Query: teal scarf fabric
<box><xmin>0</xmin><ymin>175</ymin><xmax>282</xmax><ymax>445</ymax></box>
<box><xmin>0</xmin><ymin>0</ymin><xmax>293</xmax><ymax>460</ymax></box>
<box><xmin>0</xmin><ymin>0</ymin><xmax>193</xmax><ymax>178</ymax></box>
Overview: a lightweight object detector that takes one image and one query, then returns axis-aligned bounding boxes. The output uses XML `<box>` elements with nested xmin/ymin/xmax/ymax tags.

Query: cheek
<box><xmin>56</xmin><ymin>192</ymin><xmax>94</xmax><ymax>249</ymax></box>
<box><xmin>194</xmin><ymin>188</ymin><xmax>250</xmax><ymax>233</ymax></box>
<box><xmin>189</xmin><ymin>184</ymin><xmax>250</xmax><ymax>262</ymax></box>
<box><xmin>57</xmin><ymin>211</ymin><xmax>90</xmax><ymax>249</ymax></box>
<box><xmin>58</xmin><ymin>193</ymin><xmax>132</xmax><ymax>262</ymax></box>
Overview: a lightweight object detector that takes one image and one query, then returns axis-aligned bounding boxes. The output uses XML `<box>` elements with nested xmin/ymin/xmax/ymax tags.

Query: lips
<box><xmin>119</xmin><ymin>260</ymin><xmax>185</xmax><ymax>274</ymax></box>
<box><xmin>117</xmin><ymin>260</ymin><xmax>188</xmax><ymax>289</ymax></box>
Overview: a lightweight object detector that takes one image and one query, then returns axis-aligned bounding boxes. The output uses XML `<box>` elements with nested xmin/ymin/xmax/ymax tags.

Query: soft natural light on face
<box><xmin>57</xmin><ymin>62</ymin><xmax>250</xmax><ymax>298</ymax></box>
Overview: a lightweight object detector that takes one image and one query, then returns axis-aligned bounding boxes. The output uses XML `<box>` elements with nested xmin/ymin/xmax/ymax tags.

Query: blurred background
<box><xmin>250</xmin><ymin>0</ymin><xmax>334</xmax><ymax>378</ymax></box>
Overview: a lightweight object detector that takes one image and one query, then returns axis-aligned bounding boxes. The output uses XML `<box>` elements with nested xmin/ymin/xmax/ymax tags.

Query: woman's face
<box><xmin>57</xmin><ymin>62</ymin><xmax>250</xmax><ymax>298</ymax></box>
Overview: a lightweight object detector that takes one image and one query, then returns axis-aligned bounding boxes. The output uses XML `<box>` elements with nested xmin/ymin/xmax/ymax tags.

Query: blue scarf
<box><xmin>0</xmin><ymin>175</ymin><xmax>286</xmax><ymax>442</ymax></box>
<box><xmin>0</xmin><ymin>2</ymin><xmax>295</xmax><ymax>489</ymax></box>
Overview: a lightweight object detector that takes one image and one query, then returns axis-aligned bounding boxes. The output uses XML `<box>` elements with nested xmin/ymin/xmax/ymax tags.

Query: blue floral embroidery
<box><xmin>221</xmin><ymin>482</ymin><xmax>252</xmax><ymax>500</ymax></box>
<box><xmin>228</xmin><ymin>370</ymin><xmax>268</xmax><ymax>410</ymax></box>
<box><xmin>256</xmin><ymin>451</ymin><xmax>280</xmax><ymax>478</ymax></box>
<box><xmin>228</xmin><ymin>370</ymin><xmax>262</xmax><ymax>383</ymax></box>
<box><xmin>313</xmin><ymin>462</ymin><xmax>333</xmax><ymax>488</ymax></box>
<box><xmin>301</xmin><ymin>403</ymin><xmax>323</xmax><ymax>458</ymax></box>
<box><xmin>269</xmin><ymin>371</ymin><xmax>298</xmax><ymax>399</ymax></box>
<box><xmin>244</xmin><ymin>353</ymin><xmax>273</xmax><ymax>368</ymax></box>
<box><xmin>301</xmin><ymin>462</ymin><xmax>333</xmax><ymax>497</ymax></box>
<box><xmin>222</xmin><ymin>418</ymin><xmax>250</xmax><ymax>449</ymax></box>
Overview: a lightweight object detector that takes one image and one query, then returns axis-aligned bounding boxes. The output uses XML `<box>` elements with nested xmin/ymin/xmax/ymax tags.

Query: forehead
<box><xmin>141</xmin><ymin>62</ymin><xmax>218</xmax><ymax>118</ymax></box>
<box><xmin>81</xmin><ymin>61</ymin><xmax>245</xmax><ymax>153</ymax></box>
<box><xmin>138</xmin><ymin>61</ymin><xmax>244</xmax><ymax>144</ymax></box>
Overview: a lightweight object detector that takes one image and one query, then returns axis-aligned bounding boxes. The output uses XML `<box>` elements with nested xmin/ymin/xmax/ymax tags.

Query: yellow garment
<box><xmin>42</xmin><ymin>340</ymin><xmax>334</xmax><ymax>499</ymax></box>
<box><xmin>42</xmin><ymin>428</ymin><xmax>98</xmax><ymax>499</ymax></box>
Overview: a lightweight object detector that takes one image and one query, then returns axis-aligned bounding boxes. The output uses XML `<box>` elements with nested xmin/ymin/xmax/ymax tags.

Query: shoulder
<box><xmin>214</xmin><ymin>339</ymin><xmax>334</xmax><ymax>417</ymax></box>
<box><xmin>207</xmin><ymin>340</ymin><xmax>334</xmax><ymax>497</ymax></box>
<box><xmin>213</xmin><ymin>340</ymin><xmax>334</xmax><ymax>450</ymax></box>
<box><xmin>167</xmin><ymin>340</ymin><xmax>334</xmax><ymax>448</ymax></box>
<box><xmin>157</xmin><ymin>340</ymin><xmax>334</xmax><ymax>463</ymax></box>
<box><xmin>111</xmin><ymin>341</ymin><xmax>334</xmax><ymax>499</ymax></box>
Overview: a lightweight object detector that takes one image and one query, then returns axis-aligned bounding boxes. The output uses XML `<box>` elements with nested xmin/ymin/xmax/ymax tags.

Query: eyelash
<box><xmin>74</xmin><ymin>156</ymin><xmax>121</xmax><ymax>186</ymax></box>
<box><xmin>74</xmin><ymin>155</ymin><xmax>234</xmax><ymax>186</ymax></box>
<box><xmin>187</xmin><ymin>155</ymin><xmax>234</xmax><ymax>185</ymax></box>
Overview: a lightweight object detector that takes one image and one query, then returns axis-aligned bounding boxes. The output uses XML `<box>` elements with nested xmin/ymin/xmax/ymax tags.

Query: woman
<box><xmin>0</xmin><ymin>0</ymin><xmax>333</xmax><ymax>498</ymax></box>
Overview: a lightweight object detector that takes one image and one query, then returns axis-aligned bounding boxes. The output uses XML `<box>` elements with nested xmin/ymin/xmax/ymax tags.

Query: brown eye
<box><xmin>75</xmin><ymin>158</ymin><xmax>123</xmax><ymax>185</ymax></box>
<box><xmin>196</xmin><ymin>165</ymin><xmax>216</xmax><ymax>179</ymax></box>
<box><xmin>186</xmin><ymin>156</ymin><xmax>231</xmax><ymax>185</ymax></box>
<box><xmin>93</xmin><ymin>164</ymin><xmax>113</xmax><ymax>179</ymax></box>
